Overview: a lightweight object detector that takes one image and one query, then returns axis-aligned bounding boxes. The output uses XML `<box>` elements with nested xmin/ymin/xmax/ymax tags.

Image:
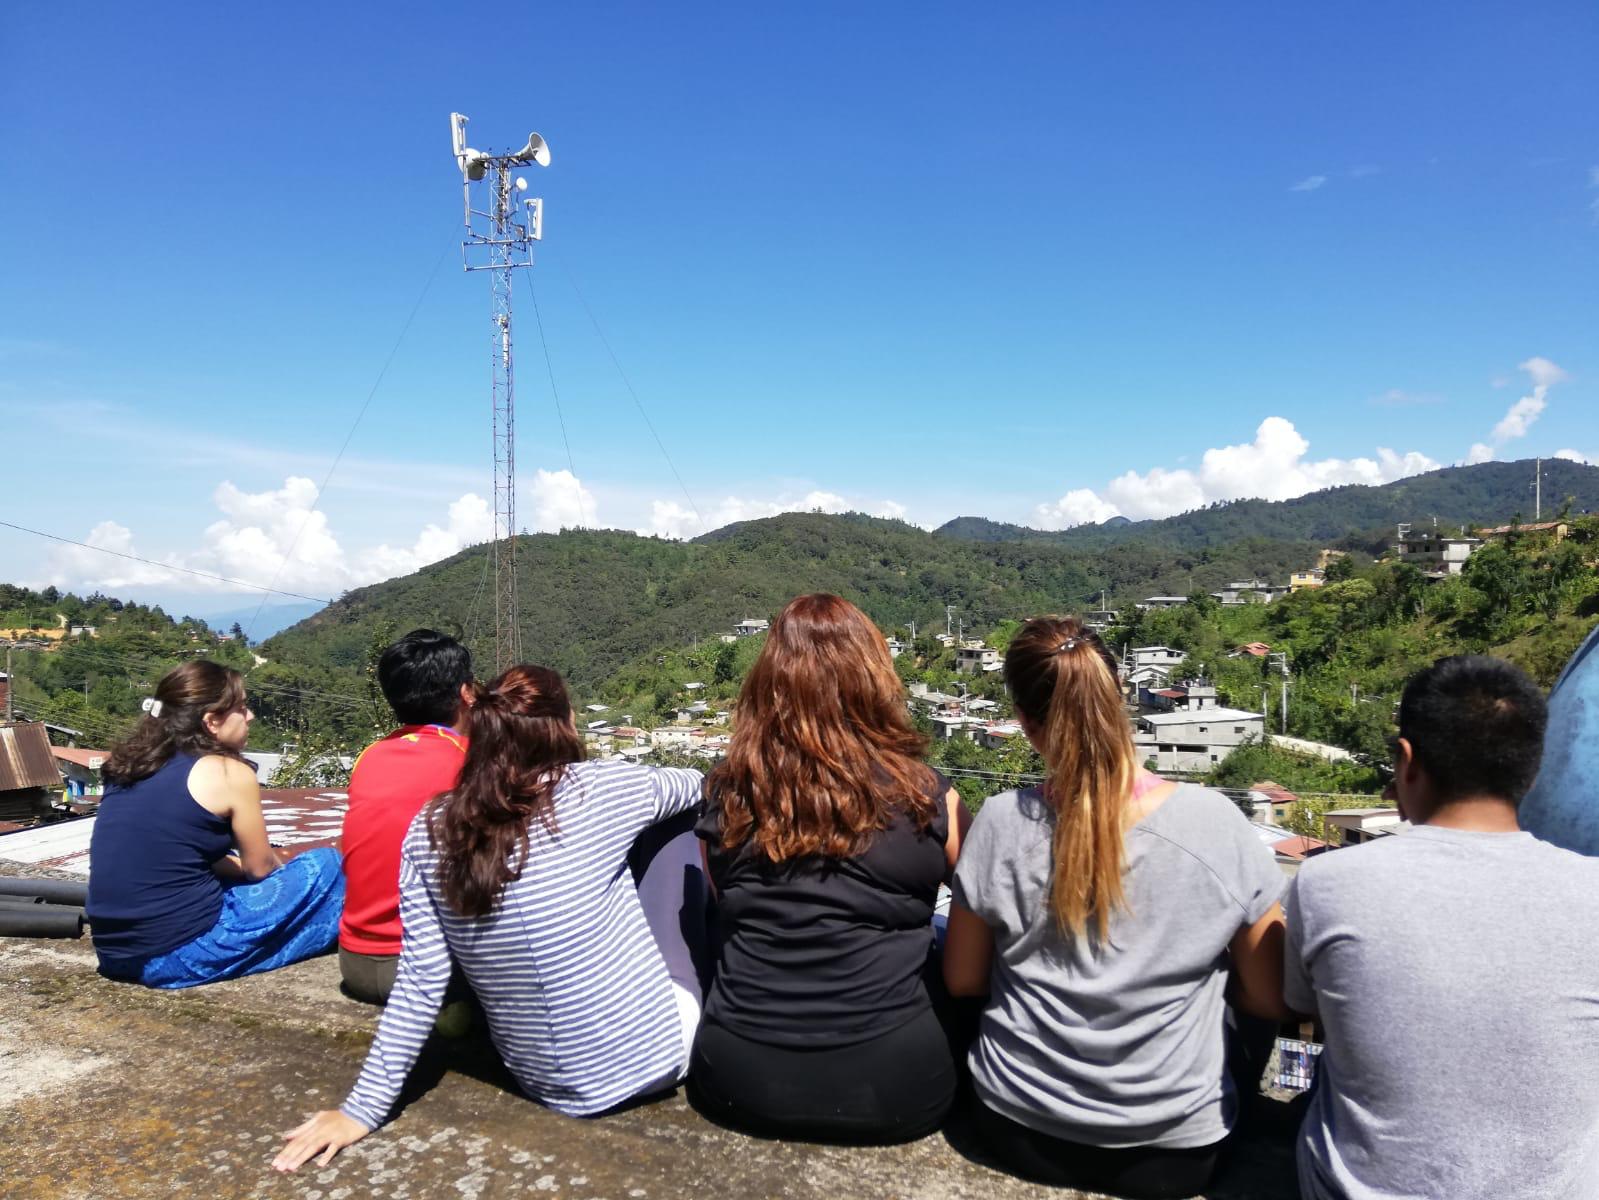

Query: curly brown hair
<box><xmin>102</xmin><ymin>660</ymin><xmax>250</xmax><ymax>787</ymax></box>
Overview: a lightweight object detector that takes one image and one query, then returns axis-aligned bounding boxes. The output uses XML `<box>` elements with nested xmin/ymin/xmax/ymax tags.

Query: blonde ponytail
<box><xmin>1004</xmin><ymin>617</ymin><xmax>1138</xmax><ymax>941</ymax></box>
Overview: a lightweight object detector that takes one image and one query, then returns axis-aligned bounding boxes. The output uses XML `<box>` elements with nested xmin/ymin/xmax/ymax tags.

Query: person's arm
<box><xmin>1280</xmin><ymin>875</ymin><xmax>1319</xmax><ymax>1022</ymax></box>
<box><xmin>942</xmin><ymin>787</ymin><xmax>972</xmax><ymax>880</ymax></box>
<box><xmin>650</xmin><ymin>765</ymin><xmax>705</xmax><ymax>823</ymax></box>
<box><xmin>192</xmin><ymin>755</ymin><xmax>281</xmax><ymax>880</ymax></box>
<box><xmin>273</xmin><ymin>842</ymin><xmax>452</xmax><ymax>1171</ymax></box>
<box><xmin>942</xmin><ymin>902</ymin><xmax>995</xmax><ymax>998</ymax></box>
<box><xmin>1228</xmin><ymin>901</ymin><xmax>1290</xmax><ymax>1021</ymax></box>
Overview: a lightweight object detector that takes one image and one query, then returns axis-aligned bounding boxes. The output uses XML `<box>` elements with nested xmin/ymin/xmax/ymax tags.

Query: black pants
<box><xmin>688</xmin><ymin>1007</ymin><xmax>957</xmax><ymax>1144</ymax></box>
<box><xmin>970</xmin><ymin>1100</ymin><xmax>1224</xmax><ymax>1200</ymax></box>
<box><xmin>964</xmin><ymin>1007</ymin><xmax>1277</xmax><ymax>1199</ymax></box>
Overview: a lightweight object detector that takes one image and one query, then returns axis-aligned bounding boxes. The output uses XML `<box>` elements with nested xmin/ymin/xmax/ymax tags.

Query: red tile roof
<box><xmin>51</xmin><ymin>746</ymin><xmax>110</xmax><ymax>769</ymax></box>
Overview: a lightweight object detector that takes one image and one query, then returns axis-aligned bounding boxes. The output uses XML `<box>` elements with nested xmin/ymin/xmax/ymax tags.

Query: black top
<box><xmin>695</xmin><ymin>767</ymin><xmax>951</xmax><ymax>1047</ymax></box>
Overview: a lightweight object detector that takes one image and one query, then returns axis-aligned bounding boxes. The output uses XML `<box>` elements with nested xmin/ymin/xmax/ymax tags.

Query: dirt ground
<box><xmin>0</xmin><ymin>882</ymin><xmax>1300</xmax><ymax>1200</ymax></box>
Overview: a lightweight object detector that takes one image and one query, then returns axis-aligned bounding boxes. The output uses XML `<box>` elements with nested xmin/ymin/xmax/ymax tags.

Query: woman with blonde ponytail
<box><xmin>943</xmin><ymin>616</ymin><xmax>1287</xmax><ymax>1200</ymax></box>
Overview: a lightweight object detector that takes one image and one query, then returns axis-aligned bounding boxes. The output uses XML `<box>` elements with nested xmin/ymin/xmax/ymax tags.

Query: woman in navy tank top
<box><xmin>86</xmin><ymin>660</ymin><xmax>344</xmax><ymax>988</ymax></box>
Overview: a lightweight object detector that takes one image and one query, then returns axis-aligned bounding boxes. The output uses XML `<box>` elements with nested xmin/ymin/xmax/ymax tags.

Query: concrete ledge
<box><xmin>0</xmin><ymin>886</ymin><xmax>1299</xmax><ymax>1199</ymax></box>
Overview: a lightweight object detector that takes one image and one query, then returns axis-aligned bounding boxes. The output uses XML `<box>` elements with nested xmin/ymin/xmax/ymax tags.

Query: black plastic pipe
<box><xmin>0</xmin><ymin>906</ymin><xmax>84</xmax><ymax>938</ymax></box>
<box><xmin>0</xmin><ymin>877</ymin><xmax>90</xmax><ymax>906</ymax></box>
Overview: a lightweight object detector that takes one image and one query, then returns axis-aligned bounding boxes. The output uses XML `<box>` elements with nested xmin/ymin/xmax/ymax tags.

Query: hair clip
<box><xmin>140</xmin><ymin>697</ymin><xmax>164</xmax><ymax>718</ymax></box>
<box><xmin>1055</xmin><ymin>638</ymin><xmax>1079</xmax><ymax>653</ymax></box>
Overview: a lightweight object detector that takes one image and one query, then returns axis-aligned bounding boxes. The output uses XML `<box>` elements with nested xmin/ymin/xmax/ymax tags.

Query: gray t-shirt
<box><xmin>952</xmin><ymin>783</ymin><xmax>1284</xmax><ymax>1149</ymax></box>
<box><xmin>1285</xmin><ymin>825</ymin><xmax>1599</xmax><ymax>1200</ymax></box>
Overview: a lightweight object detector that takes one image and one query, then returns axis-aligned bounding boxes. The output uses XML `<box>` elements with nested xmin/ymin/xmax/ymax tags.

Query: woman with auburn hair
<box><xmin>689</xmin><ymin>593</ymin><xmax>970</xmax><ymax>1143</ymax></box>
<box><xmin>86</xmin><ymin>660</ymin><xmax>343</xmax><ymax>988</ymax></box>
<box><xmin>942</xmin><ymin>616</ymin><xmax>1287</xmax><ymax>1200</ymax></box>
<box><xmin>275</xmin><ymin>664</ymin><xmax>707</xmax><ymax>1172</ymax></box>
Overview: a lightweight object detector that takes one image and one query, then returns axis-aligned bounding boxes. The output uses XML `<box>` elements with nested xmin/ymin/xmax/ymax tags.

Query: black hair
<box><xmin>378</xmin><ymin>629</ymin><xmax>473</xmax><ymax>727</ymax></box>
<box><xmin>1398</xmin><ymin>655</ymin><xmax>1548</xmax><ymax>806</ymax></box>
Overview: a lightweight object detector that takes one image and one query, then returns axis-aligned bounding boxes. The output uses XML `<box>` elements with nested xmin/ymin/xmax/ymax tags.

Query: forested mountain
<box><xmin>258</xmin><ymin>514</ymin><xmax>1321</xmax><ymax>705</ymax></box>
<box><xmin>937</xmin><ymin>458</ymin><xmax>1599</xmax><ymax>550</ymax></box>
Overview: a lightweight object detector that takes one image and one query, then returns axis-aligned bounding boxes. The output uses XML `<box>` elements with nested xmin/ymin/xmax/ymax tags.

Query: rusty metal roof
<box><xmin>0</xmin><ymin>722</ymin><xmax>62</xmax><ymax>792</ymax></box>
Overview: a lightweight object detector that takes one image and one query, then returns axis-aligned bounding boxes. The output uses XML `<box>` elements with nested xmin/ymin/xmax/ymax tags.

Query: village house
<box><xmin>1322</xmin><ymin>807</ymin><xmax>1407</xmax><ymax>846</ymax></box>
<box><xmin>732</xmin><ymin>618</ymin><xmax>769</xmax><ymax>638</ymax></box>
<box><xmin>1479</xmin><ymin>520</ymin><xmax>1570</xmax><ymax>542</ymax></box>
<box><xmin>1289</xmin><ymin>568</ymin><xmax>1325</xmax><ymax>591</ymax></box>
<box><xmin>1211</xmin><ymin>579</ymin><xmax>1290</xmax><ymax>606</ymax></box>
<box><xmin>1230</xmin><ymin>641</ymin><xmax>1272</xmax><ymax>659</ymax></box>
<box><xmin>0</xmin><ymin>721</ymin><xmax>62</xmax><ymax>825</ymax></box>
<box><xmin>1393</xmin><ymin>526</ymin><xmax>1481</xmax><ymax>578</ymax></box>
<box><xmin>50</xmin><ymin>746</ymin><xmax>108</xmax><ymax>798</ymax></box>
<box><xmin>1136</xmin><ymin>595</ymin><xmax>1189</xmax><ymax>610</ymax></box>
<box><xmin>1132</xmin><ymin>705</ymin><xmax>1265</xmax><ymax>772</ymax></box>
<box><xmin>954</xmin><ymin>641</ymin><xmax>1001</xmax><ymax>675</ymax></box>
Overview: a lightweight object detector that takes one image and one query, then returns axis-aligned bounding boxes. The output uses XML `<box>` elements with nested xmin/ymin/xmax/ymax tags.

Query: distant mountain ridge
<box><xmin>259</xmin><ymin>458</ymin><xmax>1597</xmax><ymax>700</ymax></box>
<box><xmin>935</xmin><ymin>458</ymin><xmax>1599</xmax><ymax>549</ymax></box>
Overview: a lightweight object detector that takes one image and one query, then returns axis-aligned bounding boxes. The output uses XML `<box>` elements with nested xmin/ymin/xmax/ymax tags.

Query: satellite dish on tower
<box><xmin>512</xmin><ymin>132</ymin><xmax>551</xmax><ymax>167</ymax></box>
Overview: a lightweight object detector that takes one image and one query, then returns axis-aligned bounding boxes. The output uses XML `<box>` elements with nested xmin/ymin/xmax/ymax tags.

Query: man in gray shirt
<box><xmin>1285</xmin><ymin>655</ymin><xmax>1599</xmax><ymax>1200</ymax></box>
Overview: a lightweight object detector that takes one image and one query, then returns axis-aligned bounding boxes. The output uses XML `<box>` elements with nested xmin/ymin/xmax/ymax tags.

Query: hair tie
<box><xmin>141</xmin><ymin>697</ymin><xmax>165</xmax><ymax>718</ymax></box>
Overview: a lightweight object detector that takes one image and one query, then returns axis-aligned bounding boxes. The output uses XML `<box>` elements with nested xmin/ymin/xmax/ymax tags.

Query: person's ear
<box><xmin>1394</xmin><ymin>737</ymin><xmax>1421</xmax><ymax>819</ymax></box>
<box><xmin>460</xmin><ymin>682</ymin><xmax>476</xmax><ymax>708</ymax></box>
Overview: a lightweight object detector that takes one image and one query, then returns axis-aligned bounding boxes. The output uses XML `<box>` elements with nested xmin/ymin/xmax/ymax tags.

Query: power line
<box><xmin>557</xmin><ymin>257</ymin><xmax>707</xmax><ymax>534</ymax></box>
<box><xmin>0</xmin><ymin>520</ymin><xmax>333</xmax><ymax>605</ymax></box>
<box><xmin>523</xmin><ymin>271</ymin><xmax>583</xmax><ymax>523</ymax></box>
<box><xmin>242</xmin><ymin>232</ymin><xmax>457</xmax><ymax>641</ymax></box>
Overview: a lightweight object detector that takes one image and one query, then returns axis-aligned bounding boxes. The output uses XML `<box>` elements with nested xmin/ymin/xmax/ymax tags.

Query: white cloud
<box><xmin>527</xmin><ymin>469</ymin><xmax>597</xmax><ymax>532</ymax></box>
<box><xmin>1034</xmin><ymin>417</ymin><xmax>1440</xmax><ymax>525</ymax></box>
<box><xmin>641</xmin><ymin>489</ymin><xmax>907</xmax><ymax>539</ymax></box>
<box><xmin>1290</xmin><ymin>175</ymin><xmax>1328</xmax><ymax>192</ymax></box>
<box><xmin>1034</xmin><ymin>488</ymin><xmax>1126</xmax><ymax>531</ymax></box>
<box><xmin>1370</xmin><ymin>388</ymin><xmax>1443</xmax><ymax>407</ymax></box>
<box><xmin>1520</xmin><ymin>355</ymin><xmax>1569</xmax><ymax>390</ymax></box>
<box><xmin>32</xmin><ymin>478</ymin><xmax>507</xmax><ymax>598</ymax></box>
<box><xmin>1349</xmin><ymin>164</ymin><xmax>1381</xmax><ymax>179</ymax></box>
<box><xmin>1554</xmin><ymin>449</ymin><xmax>1589</xmax><ymax>464</ymax></box>
<box><xmin>1471</xmin><ymin>356</ymin><xmax>1568</xmax><ymax>459</ymax></box>
<box><xmin>359</xmin><ymin>492</ymin><xmax>492</xmax><ymax>581</ymax></box>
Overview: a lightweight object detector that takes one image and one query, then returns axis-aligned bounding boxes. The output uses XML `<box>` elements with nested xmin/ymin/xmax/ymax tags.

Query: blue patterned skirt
<box><xmin>134</xmin><ymin>847</ymin><xmax>345</xmax><ymax>989</ymax></box>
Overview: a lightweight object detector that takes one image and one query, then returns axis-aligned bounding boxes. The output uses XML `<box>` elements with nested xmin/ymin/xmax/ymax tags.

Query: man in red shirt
<box><xmin>339</xmin><ymin>629</ymin><xmax>472</xmax><ymax>1003</ymax></box>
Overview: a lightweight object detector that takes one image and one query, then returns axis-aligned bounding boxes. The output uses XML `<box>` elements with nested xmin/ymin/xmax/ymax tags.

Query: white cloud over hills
<box><xmin>644</xmin><ymin>491</ymin><xmax>908</xmax><ymax>540</ymax></box>
<box><xmin>1465</xmin><ymin>356</ymin><xmax>1568</xmax><ymax>465</ymax></box>
<box><xmin>1034</xmin><ymin>417</ymin><xmax>1440</xmax><ymax>529</ymax></box>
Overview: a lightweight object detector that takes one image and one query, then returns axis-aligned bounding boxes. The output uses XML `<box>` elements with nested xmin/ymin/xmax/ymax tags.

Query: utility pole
<box><xmin>450</xmin><ymin>112</ymin><xmax>551</xmax><ymax>671</ymax></box>
<box><xmin>1268</xmin><ymin>651</ymin><xmax>1290</xmax><ymax>736</ymax></box>
<box><xmin>907</xmin><ymin>619</ymin><xmax>917</xmax><ymax>641</ymax></box>
<box><xmin>945</xmin><ymin>605</ymin><xmax>956</xmax><ymax>641</ymax></box>
<box><xmin>3</xmin><ymin>643</ymin><xmax>12</xmax><ymax>723</ymax></box>
<box><xmin>1535</xmin><ymin>457</ymin><xmax>1544</xmax><ymax>521</ymax></box>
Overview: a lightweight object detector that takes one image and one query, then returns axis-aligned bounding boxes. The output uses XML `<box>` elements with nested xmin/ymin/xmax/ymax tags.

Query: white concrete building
<box><xmin>1132</xmin><ymin>707</ymin><xmax>1265</xmax><ymax>772</ymax></box>
<box><xmin>955</xmin><ymin>642</ymin><xmax>1001</xmax><ymax>675</ymax></box>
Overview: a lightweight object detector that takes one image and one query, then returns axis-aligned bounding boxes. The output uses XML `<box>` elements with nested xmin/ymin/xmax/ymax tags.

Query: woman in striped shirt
<box><xmin>274</xmin><ymin>664</ymin><xmax>707</xmax><ymax>1171</ymax></box>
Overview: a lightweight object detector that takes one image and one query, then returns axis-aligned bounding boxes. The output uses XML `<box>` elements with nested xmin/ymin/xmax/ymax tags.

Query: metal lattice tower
<box><xmin>450</xmin><ymin>113</ymin><xmax>549</xmax><ymax>671</ymax></box>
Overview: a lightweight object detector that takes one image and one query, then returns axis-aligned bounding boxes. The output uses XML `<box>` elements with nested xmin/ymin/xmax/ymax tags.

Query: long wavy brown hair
<box><xmin>707</xmin><ymin>593</ymin><xmax>936</xmax><ymax>862</ymax></box>
<box><xmin>103</xmin><ymin>660</ymin><xmax>249</xmax><ymax>786</ymax></box>
<box><xmin>1004</xmin><ymin>616</ymin><xmax>1137</xmax><ymax>941</ymax></box>
<box><xmin>426</xmin><ymin>664</ymin><xmax>585</xmax><ymax>917</ymax></box>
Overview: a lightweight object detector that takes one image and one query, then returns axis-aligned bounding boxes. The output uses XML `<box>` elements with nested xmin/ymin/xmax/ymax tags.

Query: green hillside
<box><xmin>937</xmin><ymin>458</ymin><xmax>1599</xmax><ymax>550</ymax></box>
<box><xmin>257</xmin><ymin>513</ymin><xmax>1320</xmax><ymax>707</ymax></box>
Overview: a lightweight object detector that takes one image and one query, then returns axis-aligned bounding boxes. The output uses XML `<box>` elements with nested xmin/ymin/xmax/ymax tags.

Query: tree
<box><xmin>1324</xmin><ymin>556</ymin><xmax>1356</xmax><ymax>583</ymax></box>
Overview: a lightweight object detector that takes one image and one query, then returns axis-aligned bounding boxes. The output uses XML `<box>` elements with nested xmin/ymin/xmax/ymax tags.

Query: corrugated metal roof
<box><xmin>0</xmin><ymin>722</ymin><xmax>62</xmax><ymax>792</ymax></box>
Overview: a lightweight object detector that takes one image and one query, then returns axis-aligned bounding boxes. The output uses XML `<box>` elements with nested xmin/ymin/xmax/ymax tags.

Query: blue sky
<box><xmin>3</xmin><ymin>2</ymin><xmax>1596</xmax><ymax>614</ymax></box>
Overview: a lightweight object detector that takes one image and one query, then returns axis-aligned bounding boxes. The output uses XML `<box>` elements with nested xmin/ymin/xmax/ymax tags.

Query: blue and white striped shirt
<box><xmin>341</xmin><ymin>760</ymin><xmax>704</xmax><ymax>1127</ymax></box>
